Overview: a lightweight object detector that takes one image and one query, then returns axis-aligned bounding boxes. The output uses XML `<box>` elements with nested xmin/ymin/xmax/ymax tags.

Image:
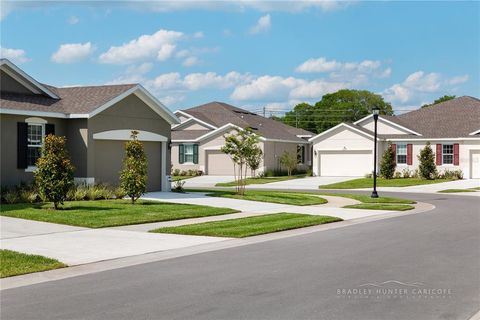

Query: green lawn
<box><xmin>438</xmin><ymin>188</ymin><xmax>479</xmax><ymax>193</ymax></box>
<box><xmin>151</xmin><ymin>213</ymin><xmax>342</xmax><ymax>238</ymax></box>
<box><xmin>0</xmin><ymin>200</ymin><xmax>238</xmax><ymax>228</ymax></box>
<box><xmin>0</xmin><ymin>250</ymin><xmax>65</xmax><ymax>278</ymax></box>
<box><xmin>319</xmin><ymin>178</ymin><xmax>453</xmax><ymax>189</ymax></box>
<box><xmin>171</xmin><ymin>175</ymin><xmax>195</xmax><ymax>182</ymax></box>
<box><xmin>202</xmin><ymin>189</ymin><xmax>327</xmax><ymax>206</ymax></box>
<box><xmin>318</xmin><ymin>193</ymin><xmax>416</xmax><ymax>204</ymax></box>
<box><xmin>343</xmin><ymin>203</ymin><xmax>415</xmax><ymax>211</ymax></box>
<box><xmin>216</xmin><ymin>175</ymin><xmax>306</xmax><ymax>187</ymax></box>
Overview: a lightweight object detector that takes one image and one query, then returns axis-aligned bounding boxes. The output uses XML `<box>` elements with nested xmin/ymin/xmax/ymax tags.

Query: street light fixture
<box><xmin>371</xmin><ymin>107</ymin><xmax>380</xmax><ymax>198</ymax></box>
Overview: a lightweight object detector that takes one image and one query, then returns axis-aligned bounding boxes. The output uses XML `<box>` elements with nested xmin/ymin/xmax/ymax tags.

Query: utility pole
<box><xmin>263</xmin><ymin>106</ymin><xmax>266</xmax><ymax>118</ymax></box>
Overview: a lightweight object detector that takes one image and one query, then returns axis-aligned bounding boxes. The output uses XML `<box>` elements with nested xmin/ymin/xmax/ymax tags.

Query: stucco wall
<box><xmin>359</xmin><ymin>117</ymin><xmax>411</xmax><ymax>135</ymax></box>
<box><xmin>87</xmin><ymin>94</ymin><xmax>171</xmax><ymax>190</ymax></box>
<box><xmin>0</xmin><ymin>70</ymin><xmax>33</xmax><ymax>95</ymax></box>
<box><xmin>0</xmin><ymin>114</ymin><xmax>67</xmax><ymax>186</ymax></box>
<box><xmin>390</xmin><ymin>140</ymin><xmax>480</xmax><ymax>178</ymax></box>
<box><xmin>178</xmin><ymin>121</ymin><xmax>211</xmax><ymax>131</ymax></box>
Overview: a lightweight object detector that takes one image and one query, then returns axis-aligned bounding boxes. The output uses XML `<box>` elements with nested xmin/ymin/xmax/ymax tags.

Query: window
<box><xmin>442</xmin><ymin>144</ymin><xmax>454</xmax><ymax>164</ymax></box>
<box><xmin>396</xmin><ymin>144</ymin><xmax>407</xmax><ymax>164</ymax></box>
<box><xmin>27</xmin><ymin>123</ymin><xmax>44</xmax><ymax>167</ymax></box>
<box><xmin>297</xmin><ymin>145</ymin><xmax>305</xmax><ymax>164</ymax></box>
<box><xmin>184</xmin><ymin>144</ymin><xmax>194</xmax><ymax>163</ymax></box>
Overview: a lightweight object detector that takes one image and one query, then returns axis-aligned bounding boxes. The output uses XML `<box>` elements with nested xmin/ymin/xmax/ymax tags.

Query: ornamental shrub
<box><xmin>418</xmin><ymin>142</ymin><xmax>437</xmax><ymax>180</ymax></box>
<box><xmin>380</xmin><ymin>143</ymin><xmax>396</xmax><ymax>179</ymax></box>
<box><xmin>34</xmin><ymin>135</ymin><xmax>75</xmax><ymax>209</ymax></box>
<box><xmin>119</xmin><ymin>131</ymin><xmax>148</xmax><ymax>204</ymax></box>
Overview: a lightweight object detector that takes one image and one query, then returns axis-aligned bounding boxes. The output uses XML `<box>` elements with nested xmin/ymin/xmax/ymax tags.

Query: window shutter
<box><xmin>407</xmin><ymin>144</ymin><xmax>413</xmax><ymax>165</ymax></box>
<box><xmin>301</xmin><ymin>146</ymin><xmax>305</xmax><ymax>164</ymax></box>
<box><xmin>436</xmin><ymin>144</ymin><xmax>442</xmax><ymax>165</ymax></box>
<box><xmin>193</xmin><ymin>144</ymin><xmax>199</xmax><ymax>164</ymax></box>
<box><xmin>179</xmin><ymin>144</ymin><xmax>185</xmax><ymax>164</ymax></box>
<box><xmin>17</xmin><ymin>122</ymin><xmax>28</xmax><ymax>169</ymax></box>
<box><xmin>45</xmin><ymin>123</ymin><xmax>55</xmax><ymax>136</ymax></box>
<box><xmin>453</xmin><ymin>143</ymin><xmax>459</xmax><ymax>166</ymax></box>
<box><xmin>391</xmin><ymin>144</ymin><xmax>396</xmax><ymax>163</ymax></box>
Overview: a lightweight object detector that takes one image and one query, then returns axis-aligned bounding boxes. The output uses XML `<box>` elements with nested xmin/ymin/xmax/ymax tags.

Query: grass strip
<box><xmin>0</xmin><ymin>250</ymin><xmax>65</xmax><ymax>278</ymax></box>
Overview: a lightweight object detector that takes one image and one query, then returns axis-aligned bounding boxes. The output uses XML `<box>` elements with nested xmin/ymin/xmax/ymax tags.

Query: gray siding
<box><xmin>0</xmin><ymin>70</ymin><xmax>33</xmax><ymax>95</ymax></box>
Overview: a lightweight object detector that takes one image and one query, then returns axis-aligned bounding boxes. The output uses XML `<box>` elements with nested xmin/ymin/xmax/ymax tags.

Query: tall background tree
<box><xmin>35</xmin><ymin>135</ymin><xmax>75</xmax><ymax>210</ymax></box>
<box><xmin>277</xmin><ymin>89</ymin><xmax>394</xmax><ymax>133</ymax></box>
<box><xmin>421</xmin><ymin>95</ymin><xmax>456</xmax><ymax>108</ymax></box>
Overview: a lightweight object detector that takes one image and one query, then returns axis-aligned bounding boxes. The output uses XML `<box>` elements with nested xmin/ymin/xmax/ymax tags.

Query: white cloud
<box><xmin>67</xmin><ymin>16</ymin><xmax>79</xmax><ymax>25</ymax></box>
<box><xmin>99</xmin><ymin>29</ymin><xmax>183</xmax><ymax>64</ymax></box>
<box><xmin>296</xmin><ymin>57</ymin><xmax>381</xmax><ymax>74</ymax></box>
<box><xmin>250</xmin><ymin>14</ymin><xmax>271</xmax><ymax>34</ymax></box>
<box><xmin>156</xmin><ymin>43</ymin><xmax>176</xmax><ymax>61</ymax></box>
<box><xmin>183</xmin><ymin>71</ymin><xmax>252</xmax><ymax>90</ymax></box>
<box><xmin>182</xmin><ymin>56</ymin><xmax>199</xmax><ymax>67</ymax></box>
<box><xmin>193</xmin><ymin>31</ymin><xmax>204</xmax><ymax>38</ymax></box>
<box><xmin>159</xmin><ymin>94</ymin><xmax>186</xmax><ymax>106</ymax></box>
<box><xmin>383</xmin><ymin>71</ymin><xmax>469</xmax><ymax>103</ymax></box>
<box><xmin>51</xmin><ymin>42</ymin><xmax>94</xmax><ymax>63</ymax></box>
<box><xmin>231</xmin><ymin>75</ymin><xmax>348</xmax><ymax>101</ymax></box>
<box><xmin>0</xmin><ymin>47</ymin><xmax>30</xmax><ymax>64</ymax></box>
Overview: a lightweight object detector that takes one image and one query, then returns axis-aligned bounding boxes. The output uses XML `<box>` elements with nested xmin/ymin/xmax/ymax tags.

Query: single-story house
<box><xmin>0</xmin><ymin>59</ymin><xmax>179</xmax><ymax>191</ymax></box>
<box><xmin>171</xmin><ymin>101</ymin><xmax>313</xmax><ymax>175</ymax></box>
<box><xmin>309</xmin><ymin>96</ymin><xmax>480</xmax><ymax>179</ymax></box>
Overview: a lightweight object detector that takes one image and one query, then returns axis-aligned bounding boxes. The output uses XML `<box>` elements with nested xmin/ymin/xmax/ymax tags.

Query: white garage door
<box><xmin>471</xmin><ymin>151</ymin><xmax>480</xmax><ymax>179</ymax></box>
<box><xmin>319</xmin><ymin>151</ymin><xmax>372</xmax><ymax>177</ymax></box>
<box><xmin>206</xmin><ymin>150</ymin><xmax>235</xmax><ymax>175</ymax></box>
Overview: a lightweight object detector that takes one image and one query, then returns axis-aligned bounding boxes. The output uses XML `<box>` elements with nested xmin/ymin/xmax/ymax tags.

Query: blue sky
<box><xmin>1</xmin><ymin>1</ymin><xmax>479</xmax><ymax>114</ymax></box>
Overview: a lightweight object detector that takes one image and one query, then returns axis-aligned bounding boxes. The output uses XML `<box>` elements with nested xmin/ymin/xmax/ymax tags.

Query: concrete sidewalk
<box><xmin>0</xmin><ymin>222</ymin><xmax>227</xmax><ymax>265</ymax></box>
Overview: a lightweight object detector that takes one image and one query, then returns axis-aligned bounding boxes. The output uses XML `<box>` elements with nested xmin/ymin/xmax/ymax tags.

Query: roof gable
<box><xmin>0</xmin><ymin>59</ymin><xmax>59</xmax><ymax>99</ymax></box>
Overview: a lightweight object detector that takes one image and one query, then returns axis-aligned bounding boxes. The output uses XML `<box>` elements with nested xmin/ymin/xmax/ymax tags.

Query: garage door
<box><xmin>94</xmin><ymin>140</ymin><xmax>161</xmax><ymax>191</ymax></box>
<box><xmin>471</xmin><ymin>151</ymin><xmax>480</xmax><ymax>179</ymax></box>
<box><xmin>319</xmin><ymin>151</ymin><xmax>372</xmax><ymax>177</ymax></box>
<box><xmin>206</xmin><ymin>150</ymin><xmax>235</xmax><ymax>175</ymax></box>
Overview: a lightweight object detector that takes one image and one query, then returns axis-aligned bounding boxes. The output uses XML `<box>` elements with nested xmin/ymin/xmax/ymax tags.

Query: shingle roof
<box><xmin>181</xmin><ymin>101</ymin><xmax>314</xmax><ymax>142</ymax></box>
<box><xmin>172</xmin><ymin>129</ymin><xmax>211</xmax><ymax>140</ymax></box>
<box><xmin>1</xmin><ymin>84</ymin><xmax>137</xmax><ymax>115</ymax></box>
<box><xmin>395</xmin><ymin>96</ymin><xmax>480</xmax><ymax>138</ymax></box>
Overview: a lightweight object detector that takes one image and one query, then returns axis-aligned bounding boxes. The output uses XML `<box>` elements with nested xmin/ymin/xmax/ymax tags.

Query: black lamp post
<box><xmin>371</xmin><ymin>107</ymin><xmax>380</xmax><ymax>198</ymax></box>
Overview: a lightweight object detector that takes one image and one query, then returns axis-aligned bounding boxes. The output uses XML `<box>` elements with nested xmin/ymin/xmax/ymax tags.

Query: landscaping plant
<box><xmin>221</xmin><ymin>128</ymin><xmax>261</xmax><ymax>195</ymax></box>
<box><xmin>34</xmin><ymin>135</ymin><xmax>75</xmax><ymax>209</ymax></box>
<box><xmin>380</xmin><ymin>143</ymin><xmax>396</xmax><ymax>179</ymax></box>
<box><xmin>279</xmin><ymin>151</ymin><xmax>297</xmax><ymax>176</ymax></box>
<box><xmin>417</xmin><ymin>142</ymin><xmax>437</xmax><ymax>180</ymax></box>
<box><xmin>120</xmin><ymin>131</ymin><xmax>148</xmax><ymax>204</ymax></box>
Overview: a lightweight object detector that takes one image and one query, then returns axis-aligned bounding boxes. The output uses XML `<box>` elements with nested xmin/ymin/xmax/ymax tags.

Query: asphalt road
<box><xmin>2</xmin><ymin>192</ymin><xmax>479</xmax><ymax>320</ymax></box>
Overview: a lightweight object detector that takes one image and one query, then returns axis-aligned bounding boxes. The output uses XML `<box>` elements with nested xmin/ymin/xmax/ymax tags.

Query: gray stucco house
<box><xmin>171</xmin><ymin>102</ymin><xmax>313</xmax><ymax>175</ymax></box>
<box><xmin>0</xmin><ymin>59</ymin><xmax>179</xmax><ymax>191</ymax></box>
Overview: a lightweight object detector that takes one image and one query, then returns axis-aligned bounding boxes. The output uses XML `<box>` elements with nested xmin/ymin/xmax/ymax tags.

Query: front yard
<box><xmin>197</xmin><ymin>189</ymin><xmax>328</xmax><ymax>206</ymax></box>
<box><xmin>215</xmin><ymin>175</ymin><xmax>306</xmax><ymax>187</ymax></box>
<box><xmin>151</xmin><ymin>213</ymin><xmax>341</xmax><ymax>238</ymax></box>
<box><xmin>0</xmin><ymin>200</ymin><xmax>238</xmax><ymax>228</ymax></box>
<box><xmin>343</xmin><ymin>203</ymin><xmax>415</xmax><ymax>211</ymax></box>
<box><xmin>0</xmin><ymin>250</ymin><xmax>65</xmax><ymax>278</ymax></box>
<box><xmin>319</xmin><ymin>178</ymin><xmax>454</xmax><ymax>189</ymax></box>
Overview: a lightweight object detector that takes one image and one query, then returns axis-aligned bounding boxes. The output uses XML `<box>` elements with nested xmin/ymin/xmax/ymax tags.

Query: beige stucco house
<box><xmin>171</xmin><ymin>102</ymin><xmax>313</xmax><ymax>175</ymax></box>
<box><xmin>0</xmin><ymin>59</ymin><xmax>179</xmax><ymax>191</ymax></box>
<box><xmin>309</xmin><ymin>96</ymin><xmax>480</xmax><ymax>179</ymax></box>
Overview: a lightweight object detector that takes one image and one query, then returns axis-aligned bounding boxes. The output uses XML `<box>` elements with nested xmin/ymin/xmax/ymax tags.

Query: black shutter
<box><xmin>45</xmin><ymin>123</ymin><xmax>55</xmax><ymax>136</ymax></box>
<box><xmin>193</xmin><ymin>144</ymin><xmax>199</xmax><ymax>164</ymax></box>
<box><xmin>17</xmin><ymin>122</ymin><xmax>28</xmax><ymax>169</ymax></box>
<box><xmin>301</xmin><ymin>146</ymin><xmax>305</xmax><ymax>164</ymax></box>
<box><xmin>179</xmin><ymin>144</ymin><xmax>185</xmax><ymax>164</ymax></box>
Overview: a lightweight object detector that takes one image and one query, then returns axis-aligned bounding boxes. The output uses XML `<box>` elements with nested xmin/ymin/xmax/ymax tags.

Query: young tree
<box><xmin>380</xmin><ymin>143</ymin><xmax>397</xmax><ymax>179</ymax></box>
<box><xmin>35</xmin><ymin>135</ymin><xmax>75</xmax><ymax>210</ymax></box>
<box><xmin>119</xmin><ymin>131</ymin><xmax>148</xmax><ymax>204</ymax></box>
<box><xmin>279</xmin><ymin>151</ymin><xmax>298</xmax><ymax>176</ymax></box>
<box><xmin>246</xmin><ymin>144</ymin><xmax>263</xmax><ymax>178</ymax></box>
<box><xmin>221</xmin><ymin>128</ymin><xmax>261</xmax><ymax>195</ymax></box>
<box><xmin>418</xmin><ymin>142</ymin><xmax>437</xmax><ymax>180</ymax></box>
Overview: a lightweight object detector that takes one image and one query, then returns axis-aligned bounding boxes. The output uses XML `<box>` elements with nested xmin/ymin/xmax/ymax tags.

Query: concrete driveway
<box><xmin>247</xmin><ymin>176</ymin><xmax>356</xmax><ymax>190</ymax></box>
<box><xmin>179</xmin><ymin>175</ymin><xmax>235</xmax><ymax>188</ymax></box>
